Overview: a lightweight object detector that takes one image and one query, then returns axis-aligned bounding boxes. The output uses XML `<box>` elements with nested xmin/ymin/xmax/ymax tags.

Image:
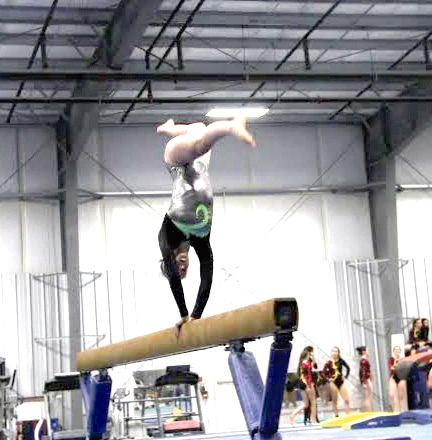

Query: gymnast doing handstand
<box><xmin>157</xmin><ymin>117</ymin><xmax>256</xmax><ymax>336</ymax></box>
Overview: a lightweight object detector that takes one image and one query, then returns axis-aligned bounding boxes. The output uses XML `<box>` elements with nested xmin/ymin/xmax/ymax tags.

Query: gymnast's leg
<box><xmin>162</xmin><ymin>117</ymin><xmax>256</xmax><ymax>166</ymax></box>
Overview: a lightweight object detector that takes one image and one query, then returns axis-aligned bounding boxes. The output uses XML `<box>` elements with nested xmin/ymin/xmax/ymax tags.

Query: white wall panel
<box><xmin>210</xmin><ymin>195</ymin><xmax>328</xmax><ymax>300</ymax></box>
<box><xmin>0</xmin><ymin>126</ymin><xmax>60</xmax><ymax>273</ymax></box>
<box><xmin>207</xmin><ymin>137</ymin><xmax>253</xmax><ymax>189</ymax></box>
<box><xmin>0</xmin><ymin>273</ymin><xmax>70</xmax><ymax>398</ymax></box>
<box><xmin>0</xmin><ymin>202</ymin><xmax>22</xmax><ymax>270</ymax></box>
<box><xmin>100</xmin><ymin>198</ymin><xmax>165</xmax><ymax>270</ymax></box>
<box><xmin>18</xmin><ymin>127</ymin><xmax>57</xmax><ymax>192</ymax></box>
<box><xmin>245</xmin><ymin>125</ymin><xmax>320</xmax><ymax>188</ymax></box>
<box><xmin>100</xmin><ymin>126</ymin><xmax>168</xmax><ymax>191</ymax></box>
<box><xmin>323</xmin><ymin>194</ymin><xmax>374</xmax><ymax>260</ymax></box>
<box><xmin>0</xmin><ymin>274</ymin><xmax>20</xmax><ymax>371</ymax></box>
<box><xmin>0</xmin><ymin>127</ymin><xmax>19</xmax><ymax>192</ymax></box>
<box><xmin>397</xmin><ymin>192</ymin><xmax>432</xmax><ymax>257</ymax></box>
<box><xmin>396</xmin><ymin>124</ymin><xmax>432</xmax><ymax>185</ymax></box>
<box><xmin>22</xmin><ymin>203</ymin><xmax>61</xmax><ymax>272</ymax></box>
<box><xmin>400</xmin><ymin>258</ymin><xmax>432</xmax><ymax>326</ymax></box>
<box><xmin>396</xmin><ymin>121</ymin><xmax>432</xmax><ymax>258</ymax></box>
<box><xmin>318</xmin><ymin>125</ymin><xmax>366</xmax><ymax>186</ymax></box>
<box><xmin>79</xmin><ymin>202</ymin><xmax>108</xmax><ymax>271</ymax></box>
<box><xmin>80</xmin><ymin>124</ymin><xmax>366</xmax><ymax>193</ymax></box>
<box><xmin>0</xmin><ymin>129</ymin><xmax>22</xmax><ymax>269</ymax></box>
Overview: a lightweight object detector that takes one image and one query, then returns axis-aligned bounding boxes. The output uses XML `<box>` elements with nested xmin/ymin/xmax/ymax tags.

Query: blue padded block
<box><xmin>348</xmin><ymin>414</ymin><xmax>401</xmax><ymax>430</ymax></box>
<box><xmin>229</xmin><ymin>350</ymin><xmax>264</xmax><ymax>436</ymax></box>
<box><xmin>400</xmin><ymin>408</ymin><xmax>432</xmax><ymax>424</ymax></box>
<box><xmin>80</xmin><ymin>373</ymin><xmax>112</xmax><ymax>438</ymax></box>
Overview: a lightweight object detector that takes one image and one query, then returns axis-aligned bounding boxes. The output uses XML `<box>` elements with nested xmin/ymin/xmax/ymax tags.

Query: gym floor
<box><xmin>169</xmin><ymin>424</ymin><xmax>431</xmax><ymax>440</ymax></box>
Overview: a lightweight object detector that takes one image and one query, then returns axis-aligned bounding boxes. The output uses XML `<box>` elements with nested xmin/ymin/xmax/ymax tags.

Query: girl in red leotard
<box><xmin>356</xmin><ymin>346</ymin><xmax>373</xmax><ymax>412</ymax></box>
<box><xmin>287</xmin><ymin>347</ymin><xmax>318</xmax><ymax>425</ymax></box>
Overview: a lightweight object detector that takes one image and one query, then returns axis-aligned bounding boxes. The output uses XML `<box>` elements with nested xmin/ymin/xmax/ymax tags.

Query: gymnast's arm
<box><xmin>342</xmin><ymin>358</ymin><xmax>351</xmax><ymax>378</ymax></box>
<box><xmin>159</xmin><ymin>239</ymin><xmax>189</xmax><ymax>319</ymax></box>
<box><xmin>190</xmin><ymin>238</ymin><xmax>214</xmax><ymax>319</ymax></box>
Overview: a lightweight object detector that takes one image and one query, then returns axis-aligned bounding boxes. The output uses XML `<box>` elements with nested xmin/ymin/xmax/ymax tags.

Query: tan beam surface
<box><xmin>76</xmin><ymin>297</ymin><xmax>296</xmax><ymax>372</ymax></box>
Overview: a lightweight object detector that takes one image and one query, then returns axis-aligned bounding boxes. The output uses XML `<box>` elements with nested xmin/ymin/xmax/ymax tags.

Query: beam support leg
<box><xmin>80</xmin><ymin>371</ymin><xmax>112</xmax><ymax>440</ymax></box>
<box><xmin>258</xmin><ymin>330</ymin><xmax>293</xmax><ymax>439</ymax></box>
<box><xmin>229</xmin><ymin>330</ymin><xmax>293</xmax><ymax>440</ymax></box>
<box><xmin>229</xmin><ymin>342</ymin><xmax>264</xmax><ymax>438</ymax></box>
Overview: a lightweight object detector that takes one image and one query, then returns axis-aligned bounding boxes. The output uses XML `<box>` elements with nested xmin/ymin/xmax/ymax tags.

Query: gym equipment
<box><xmin>76</xmin><ymin>298</ymin><xmax>298</xmax><ymax>440</ymax></box>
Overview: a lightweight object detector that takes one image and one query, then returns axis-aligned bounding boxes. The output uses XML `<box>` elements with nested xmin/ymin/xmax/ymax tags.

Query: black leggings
<box><xmin>158</xmin><ymin>215</ymin><xmax>213</xmax><ymax>319</ymax></box>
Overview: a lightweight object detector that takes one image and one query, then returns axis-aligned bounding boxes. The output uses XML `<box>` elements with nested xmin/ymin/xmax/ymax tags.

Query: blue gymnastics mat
<box><xmin>160</xmin><ymin>423</ymin><xmax>432</xmax><ymax>440</ymax></box>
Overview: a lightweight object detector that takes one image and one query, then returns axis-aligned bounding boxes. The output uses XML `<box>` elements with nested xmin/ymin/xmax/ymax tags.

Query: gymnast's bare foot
<box><xmin>157</xmin><ymin>119</ymin><xmax>175</xmax><ymax>135</ymax></box>
<box><xmin>175</xmin><ymin>316</ymin><xmax>189</xmax><ymax>338</ymax></box>
<box><xmin>232</xmin><ymin>117</ymin><xmax>257</xmax><ymax>147</ymax></box>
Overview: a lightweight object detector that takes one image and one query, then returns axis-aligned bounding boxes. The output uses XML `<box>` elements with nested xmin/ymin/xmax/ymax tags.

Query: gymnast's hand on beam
<box><xmin>175</xmin><ymin>316</ymin><xmax>197</xmax><ymax>338</ymax></box>
<box><xmin>175</xmin><ymin>316</ymin><xmax>189</xmax><ymax>338</ymax></box>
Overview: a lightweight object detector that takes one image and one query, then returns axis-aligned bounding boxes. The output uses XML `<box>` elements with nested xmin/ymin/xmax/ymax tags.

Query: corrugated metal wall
<box><xmin>400</xmin><ymin>258</ymin><xmax>432</xmax><ymax>330</ymax></box>
<box><xmin>0</xmin><ymin>273</ymin><xmax>68</xmax><ymax>396</ymax></box>
<box><xmin>333</xmin><ymin>260</ymin><xmax>388</xmax><ymax>410</ymax></box>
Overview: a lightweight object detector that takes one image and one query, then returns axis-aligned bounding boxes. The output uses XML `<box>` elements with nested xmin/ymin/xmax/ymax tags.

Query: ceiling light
<box><xmin>206</xmin><ymin>107</ymin><xmax>269</xmax><ymax>118</ymax></box>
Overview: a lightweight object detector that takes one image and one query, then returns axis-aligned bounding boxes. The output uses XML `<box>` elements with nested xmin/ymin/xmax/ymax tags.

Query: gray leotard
<box><xmin>167</xmin><ymin>158</ymin><xmax>213</xmax><ymax>238</ymax></box>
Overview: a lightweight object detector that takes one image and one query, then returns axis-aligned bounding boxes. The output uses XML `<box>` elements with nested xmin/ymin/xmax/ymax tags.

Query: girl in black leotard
<box><xmin>388</xmin><ymin>345</ymin><xmax>407</xmax><ymax>412</ymax></box>
<box><xmin>323</xmin><ymin>346</ymin><xmax>351</xmax><ymax>417</ymax></box>
<box><xmin>157</xmin><ymin>118</ymin><xmax>256</xmax><ymax>336</ymax></box>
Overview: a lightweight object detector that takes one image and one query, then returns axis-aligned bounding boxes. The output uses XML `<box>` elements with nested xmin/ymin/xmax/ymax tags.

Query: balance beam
<box><xmin>76</xmin><ymin>297</ymin><xmax>298</xmax><ymax>372</ymax></box>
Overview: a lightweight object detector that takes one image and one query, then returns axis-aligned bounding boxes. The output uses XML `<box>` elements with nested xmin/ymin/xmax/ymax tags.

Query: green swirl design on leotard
<box><xmin>173</xmin><ymin>203</ymin><xmax>211</xmax><ymax>238</ymax></box>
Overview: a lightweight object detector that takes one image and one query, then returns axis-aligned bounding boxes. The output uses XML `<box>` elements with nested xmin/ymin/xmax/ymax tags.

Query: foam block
<box><xmin>321</xmin><ymin>412</ymin><xmax>377</xmax><ymax>428</ymax></box>
<box><xmin>342</xmin><ymin>413</ymin><xmax>401</xmax><ymax>430</ymax></box>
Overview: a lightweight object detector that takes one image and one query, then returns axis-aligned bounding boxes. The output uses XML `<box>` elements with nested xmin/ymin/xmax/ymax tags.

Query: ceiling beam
<box><xmin>0</xmin><ymin>96</ymin><xmax>430</xmax><ymax>104</ymax></box>
<box><xmin>0</xmin><ymin>69</ymin><xmax>431</xmax><ymax>82</ymax></box>
<box><xmin>0</xmin><ymin>34</ymin><xmax>424</xmax><ymax>52</ymax></box>
<box><xmin>64</xmin><ymin>0</ymin><xmax>164</xmax><ymax>156</ymax></box>
<box><xmin>6</xmin><ymin>0</ymin><xmax>60</xmax><ymax>123</ymax></box>
<box><xmin>272</xmin><ymin>0</ymin><xmax>432</xmax><ymax>2</ymax></box>
<box><xmin>367</xmin><ymin>79</ymin><xmax>432</xmax><ymax>159</ymax></box>
<box><xmin>0</xmin><ymin>59</ymin><xmax>425</xmax><ymax>73</ymax></box>
<box><xmin>0</xmin><ymin>80</ymin><xmax>404</xmax><ymax>92</ymax></box>
<box><xmin>155</xmin><ymin>12</ymin><xmax>432</xmax><ymax>31</ymax></box>
<box><xmin>0</xmin><ymin>6</ymin><xmax>113</xmax><ymax>25</ymax></box>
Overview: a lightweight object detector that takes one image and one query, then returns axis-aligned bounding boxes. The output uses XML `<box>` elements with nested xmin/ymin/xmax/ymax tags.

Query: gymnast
<box><xmin>388</xmin><ymin>345</ymin><xmax>408</xmax><ymax>412</ymax></box>
<box><xmin>356</xmin><ymin>346</ymin><xmax>373</xmax><ymax>412</ymax></box>
<box><xmin>287</xmin><ymin>347</ymin><xmax>318</xmax><ymax>425</ymax></box>
<box><xmin>323</xmin><ymin>346</ymin><xmax>351</xmax><ymax>417</ymax></box>
<box><xmin>157</xmin><ymin>117</ymin><xmax>256</xmax><ymax>336</ymax></box>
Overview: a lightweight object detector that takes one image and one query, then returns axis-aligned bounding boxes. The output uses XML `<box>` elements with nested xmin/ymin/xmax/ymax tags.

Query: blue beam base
<box><xmin>401</xmin><ymin>409</ymin><xmax>432</xmax><ymax>425</ymax></box>
<box><xmin>254</xmin><ymin>433</ymin><xmax>282</xmax><ymax>440</ymax></box>
<box><xmin>229</xmin><ymin>330</ymin><xmax>293</xmax><ymax>440</ymax></box>
<box><xmin>229</xmin><ymin>345</ymin><xmax>264</xmax><ymax>438</ymax></box>
<box><xmin>259</xmin><ymin>331</ymin><xmax>293</xmax><ymax>436</ymax></box>
<box><xmin>80</xmin><ymin>371</ymin><xmax>112</xmax><ymax>440</ymax></box>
